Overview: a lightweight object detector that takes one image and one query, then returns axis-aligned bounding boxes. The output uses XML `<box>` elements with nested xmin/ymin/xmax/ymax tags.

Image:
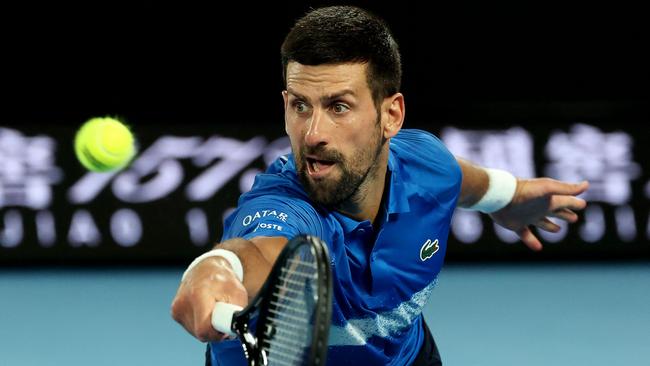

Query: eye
<box><xmin>293</xmin><ymin>101</ymin><xmax>309</xmax><ymax>114</ymax></box>
<box><xmin>332</xmin><ymin>103</ymin><xmax>350</xmax><ymax>114</ymax></box>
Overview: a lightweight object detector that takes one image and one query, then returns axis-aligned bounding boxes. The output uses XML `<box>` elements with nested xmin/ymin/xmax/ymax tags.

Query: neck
<box><xmin>335</xmin><ymin>146</ymin><xmax>389</xmax><ymax>224</ymax></box>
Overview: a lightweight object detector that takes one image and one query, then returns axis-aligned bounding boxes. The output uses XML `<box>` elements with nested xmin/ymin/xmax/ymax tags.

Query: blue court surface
<box><xmin>1</xmin><ymin>263</ymin><xmax>648</xmax><ymax>365</ymax></box>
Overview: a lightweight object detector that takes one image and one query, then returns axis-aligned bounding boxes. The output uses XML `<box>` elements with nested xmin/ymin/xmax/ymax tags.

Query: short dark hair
<box><xmin>281</xmin><ymin>6</ymin><xmax>402</xmax><ymax>106</ymax></box>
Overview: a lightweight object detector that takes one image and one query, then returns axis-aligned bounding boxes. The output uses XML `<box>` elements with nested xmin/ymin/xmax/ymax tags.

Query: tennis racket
<box><xmin>211</xmin><ymin>234</ymin><xmax>332</xmax><ymax>366</ymax></box>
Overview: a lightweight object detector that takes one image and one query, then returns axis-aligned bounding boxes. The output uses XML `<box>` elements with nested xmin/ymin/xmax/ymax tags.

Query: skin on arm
<box><xmin>171</xmin><ymin>236</ymin><xmax>288</xmax><ymax>342</ymax></box>
<box><xmin>455</xmin><ymin>157</ymin><xmax>589</xmax><ymax>251</ymax></box>
<box><xmin>455</xmin><ymin>158</ymin><xmax>489</xmax><ymax>208</ymax></box>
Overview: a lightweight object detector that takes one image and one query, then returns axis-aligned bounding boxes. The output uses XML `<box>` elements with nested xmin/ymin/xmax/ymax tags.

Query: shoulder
<box><xmin>240</xmin><ymin>153</ymin><xmax>307</xmax><ymax>202</ymax></box>
<box><xmin>222</xmin><ymin>154</ymin><xmax>329</xmax><ymax>241</ymax></box>
<box><xmin>390</xmin><ymin>129</ymin><xmax>461</xmax><ymax>186</ymax></box>
<box><xmin>391</xmin><ymin>129</ymin><xmax>454</xmax><ymax>161</ymax></box>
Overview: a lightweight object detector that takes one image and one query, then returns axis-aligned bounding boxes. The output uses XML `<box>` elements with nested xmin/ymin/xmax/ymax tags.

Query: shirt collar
<box><xmin>333</xmin><ymin>211</ymin><xmax>372</xmax><ymax>235</ymax></box>
<box><xmin>332</xmin><ymin>148</ymin><xmax>412</xmax><ymax>234</ymax></box>
<box><xmin>386</xmin><ymin>147</ymin><xmax>411</xmax><ymax>215</ymax></box>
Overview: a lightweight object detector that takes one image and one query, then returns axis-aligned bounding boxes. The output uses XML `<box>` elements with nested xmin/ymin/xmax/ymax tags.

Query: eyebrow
<box><xmin>287</xmin><ymin>89</ymin><xmax>357</xmax><ymax>104</ymax></box>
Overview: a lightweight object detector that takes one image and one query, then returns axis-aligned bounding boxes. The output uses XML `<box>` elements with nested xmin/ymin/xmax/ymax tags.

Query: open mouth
<box><xmin>306</xmin><ymin>157</ymin><xmax>336</xmax><ymax>177</ymax></box>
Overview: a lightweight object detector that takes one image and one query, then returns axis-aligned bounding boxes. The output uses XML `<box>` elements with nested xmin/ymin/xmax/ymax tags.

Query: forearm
<box><xmin>456</xmin><ymin>157</ymin><xmax>489</xmax><ymax>208</ymax></box>
<box><xmin>211</xmin><ymin>236</ymin><xmax>287</xmax><ymax>301</ymax></box>
<box><xmin>210</xmin><ymin>238</ymin><xmax>270</xmax><ymax>301</ymax></box>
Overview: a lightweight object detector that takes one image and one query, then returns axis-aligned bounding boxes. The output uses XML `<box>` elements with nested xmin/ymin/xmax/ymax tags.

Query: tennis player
<box><xmin>172</xmin><ymin>6</ymin><xmax>588</xmax><ymax>365</ymax></box>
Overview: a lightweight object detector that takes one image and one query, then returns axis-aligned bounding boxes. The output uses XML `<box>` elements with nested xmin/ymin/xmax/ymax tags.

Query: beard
<box><xmin>296</xmin><ymin>118</ymin><xmax>385</xmax><ymax>208</ymax></box>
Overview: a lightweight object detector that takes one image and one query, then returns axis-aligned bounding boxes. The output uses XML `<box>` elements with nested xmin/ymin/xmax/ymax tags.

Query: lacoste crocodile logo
<box><xmin>420</xmin><ymin>239</ymin><xmax>439</xmax><ymax>261</ymax></box>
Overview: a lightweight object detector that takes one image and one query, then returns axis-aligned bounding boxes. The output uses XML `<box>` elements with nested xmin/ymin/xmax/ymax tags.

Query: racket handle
<box><xmin>211</xmin><ymin>302</ymin><xmax>243</xmax><ymax>336</ymax></box>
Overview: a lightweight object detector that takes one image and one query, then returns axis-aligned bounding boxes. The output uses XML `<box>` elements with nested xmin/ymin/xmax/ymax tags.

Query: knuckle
<box><xmin>196</xmin><ymin>327</ymin><xmax>216</xmax><ymax>343</ymax></box>
<box><xmin>196</xmin><ymin>333</ymin><xmax>208</xmax><ymax>343</ymax></box>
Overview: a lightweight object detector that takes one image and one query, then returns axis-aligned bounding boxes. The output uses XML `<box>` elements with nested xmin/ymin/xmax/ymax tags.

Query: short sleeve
<box><xmin>221</xmin><ymin>196</ymin><xmax>325</xmax><ymax>242</ymax></box>
<box><xmin>391</xmin><ymin>129</ymin><xmax>462</xmax><ymax>204</ymax></box>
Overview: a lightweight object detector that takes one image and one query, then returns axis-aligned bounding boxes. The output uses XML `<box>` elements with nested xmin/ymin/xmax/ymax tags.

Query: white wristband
<box><xmin>467</xmin><ymin>168</ymin><xmax>517</xmax><ymax>213</ymax></box>
<box><xmin>182</xmin><ymin>249</ymin><xmax>244</xmax><ymax>283</ymax></box>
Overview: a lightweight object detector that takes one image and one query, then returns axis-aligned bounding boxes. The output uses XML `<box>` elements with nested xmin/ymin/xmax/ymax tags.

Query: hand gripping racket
<box><xmin>212</xmin><ymin>235</ymin><xmax>332</xmax><ymax>366</ymax></box>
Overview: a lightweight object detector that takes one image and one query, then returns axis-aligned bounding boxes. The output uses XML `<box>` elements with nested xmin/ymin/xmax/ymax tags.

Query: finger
<box><xmin>194</xmin><ymin>291</ymin><xmax>235</xmax><ymax>342</ymax></box>
<box><xmin>518</xmin><ymin>227</ymin><xmax>542</xmax><ymax>251</ymax></box>
<box><xmin>195</xmin><ymin>304</ymin><xmax>230</xmax><ymax>342</ymax></box>
<box><xmin>196</xmin><ymin>325</ymin><xmax>230</xmax><ymax>343</ymax></box>
<box><xmin>549</xmin><ymin>208</ymin><xmax>578</xmax><ymax>223</ymax></box>
<box><xmin>541</xmin><ymin>179</ymin><xmax>590</xmax><ymax>196</ymax></box>
<box><xmin>534</xmin><ymin>217</ymin><xmax>561</xmax><ymax>232</ymax></box>
<box><xmin>549</xmin><ymin>195</ymin><xmax>587</xmax><ymax>212</ymax></box>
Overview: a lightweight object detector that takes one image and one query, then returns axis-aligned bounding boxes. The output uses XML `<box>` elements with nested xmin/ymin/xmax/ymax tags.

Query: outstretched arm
<box><xmin>171</xmin><ymin>236</ymin><xmax>288</xmax><ymax>342</ymax></box>
<box><xmin>456</xmin><ymin>158</ymin><xmax>589</xmax><ymax>251</ymax></box>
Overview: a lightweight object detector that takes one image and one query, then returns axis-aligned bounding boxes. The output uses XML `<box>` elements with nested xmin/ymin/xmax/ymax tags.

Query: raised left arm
<box><xmin>456</xmin><ymin>157</ymin><xmax>589</xmax><ymax>251</ymax></box>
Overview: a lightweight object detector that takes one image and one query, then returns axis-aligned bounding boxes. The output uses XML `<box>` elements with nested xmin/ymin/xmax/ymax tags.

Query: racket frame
<box><xmin>229</xmin><ymin>235</ymin><xmax>332</xmax><ymax>366</ymax></box>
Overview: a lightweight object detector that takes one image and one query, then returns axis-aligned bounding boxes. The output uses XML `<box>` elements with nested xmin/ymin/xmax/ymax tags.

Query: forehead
<box><xmin>285</xmin><ymin>62</ymin><xmax>370</xmax><ymax>97</ymax></box>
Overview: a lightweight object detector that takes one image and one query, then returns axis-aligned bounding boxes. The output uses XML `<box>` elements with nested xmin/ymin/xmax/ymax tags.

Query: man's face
<box><xmin>283</xmin><ymin>62</ymin><xmax>385</xmax><ymax>207</ymax></box>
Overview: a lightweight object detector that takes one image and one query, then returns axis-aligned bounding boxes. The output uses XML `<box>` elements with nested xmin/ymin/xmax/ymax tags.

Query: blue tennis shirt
<box><xmin>209</xmin><ymin>129</ymin><xmax>461</xmax><ymax>365</ymax></box>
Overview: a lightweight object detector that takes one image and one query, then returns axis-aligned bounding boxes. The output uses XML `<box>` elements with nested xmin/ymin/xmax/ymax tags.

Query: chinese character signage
<box><xmin>1</xmin><ymin>117</ymin><xmax>648</xmax><ymax>264</ymax></box>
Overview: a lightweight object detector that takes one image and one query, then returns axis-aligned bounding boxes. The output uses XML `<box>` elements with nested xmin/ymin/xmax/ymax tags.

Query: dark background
<box><xmin>3</xmin><ymin>1</ymin><xmax>646</xmax><ymax>119</ymax></box>
<box><xmin>1</xmin><ymin>1</ymin><xmax>648</xmax><ymax>265</ymax></box>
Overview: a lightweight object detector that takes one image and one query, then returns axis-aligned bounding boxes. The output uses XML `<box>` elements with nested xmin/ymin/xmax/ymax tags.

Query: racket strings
<box><xmin>261</xmin><ymin>246</ymin><xmax>320</xmax><ymax>365</ymax></box>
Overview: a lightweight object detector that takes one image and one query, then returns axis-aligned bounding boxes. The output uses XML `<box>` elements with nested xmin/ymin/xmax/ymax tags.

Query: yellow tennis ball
<box><xmin>74</xmin><ymin>117</ymin><xmax>136</xmax><ymax>172</ymax></box>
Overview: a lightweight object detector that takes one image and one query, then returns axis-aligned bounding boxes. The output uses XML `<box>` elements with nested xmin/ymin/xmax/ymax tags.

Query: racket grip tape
<box><xmin>211</xmin><ymin>302</ymin><xmax>243</xmax><ymax>336</ymax></box>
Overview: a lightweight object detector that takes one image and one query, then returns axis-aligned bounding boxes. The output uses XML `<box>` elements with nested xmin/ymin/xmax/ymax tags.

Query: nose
<box><xmin>304</xmin><ymin>108</ymin><xmax>330</xmax><ymax>148</ymax></box>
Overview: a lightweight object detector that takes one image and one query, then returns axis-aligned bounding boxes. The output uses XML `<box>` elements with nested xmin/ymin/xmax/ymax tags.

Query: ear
<box><xmin>282</xmin><ymin>90</ymin><xmax>289</xmax><ymax>134</ymax></box>
<box><xmin>382</xmin><ymin>93</ymin><xmax>405</xmax><ymax>139</ymax></box>
<box><xmin>282</xmin><ymin>90</ymin><xmax>289</xmax><ymax>108</ymax></box>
